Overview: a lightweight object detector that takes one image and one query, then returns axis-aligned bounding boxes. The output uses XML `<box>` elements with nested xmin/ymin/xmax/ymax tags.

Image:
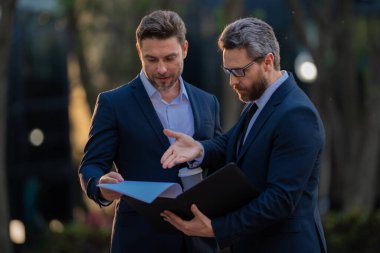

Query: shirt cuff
<box><xmin>187</xmin><ymin>142</ymin><xmax>205</xmax><ymax>168</ymax></box>
<box><xmin>90</xmin><ymin>177</ymin><xmax>113</xmax><ymax>207</ymax></box>
<box><xmin>97</xmin><ymin>196</ymin><xmax>113</xmax><ymax>207</ymax></box>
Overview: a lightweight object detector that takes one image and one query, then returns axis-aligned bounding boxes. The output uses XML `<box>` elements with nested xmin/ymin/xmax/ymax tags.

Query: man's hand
<box><xmin>98</xmin><ymin>172</ymin><xmax>124</xmax><ymax>201</ymax></box>
<box><xmin>160</xmin><ymin>204</ymin><xmax>215</xmax><ymax>237</ymax></box>
<box><xmin>161</xmin><ymin>129</ymin><xmax>203</xmax><ymax>169</ymax></box>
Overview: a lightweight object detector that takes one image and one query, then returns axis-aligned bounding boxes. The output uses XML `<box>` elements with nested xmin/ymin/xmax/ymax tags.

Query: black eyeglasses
<box><xmin>222</xmin><ymin>56</ymin><xmax>264</xmax><ymax>77</ymax></box>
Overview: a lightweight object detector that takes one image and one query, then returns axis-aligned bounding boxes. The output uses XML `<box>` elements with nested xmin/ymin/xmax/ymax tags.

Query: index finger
<box><xmin>161</xmin><ymin>210</ymin><xmax>187</xmax><ymax>228</ymax></box>
<box><xmin>161</xmin><ymin>147</ymin><xmax>173</xmax><ymax>166</ymax></box>
<box><xmin>163</xmin><ymin>129</ymin><xmax>180</xmax><ymax>139</ymax></box>
<box><xmin>107</xmin><ymin>172</ymin><xmax>124</xmax><ymax>182</ymax></box>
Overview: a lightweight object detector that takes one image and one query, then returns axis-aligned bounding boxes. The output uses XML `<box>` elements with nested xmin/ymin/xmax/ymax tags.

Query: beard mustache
<box><xmin>235</xmin><ymin>76</ymin><xmax>268</xmax><ymax>103</ymax></box>
<box><xmin>151</xmin><ymin>75</ymin><xmax>177</xmax><ymax>92</ymax></box>
<box><xmin>149</xmin><ymin>62</ymin><xmax>184</xmax><ymax>92</ymax></box>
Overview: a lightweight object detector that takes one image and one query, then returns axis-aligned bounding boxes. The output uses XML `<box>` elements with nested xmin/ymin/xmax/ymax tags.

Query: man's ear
<box><xmin>136</xmin><ymin>42</ymin><xmax>142</xmax><ymax>59</ymax></box>
<box><xmin>263</xmin><ymin>52</ymin><xmax>275</xmax><ymax>70</ymax></box>
<box><xmin>182</xmin><ymin>40</ymin><xmax>188</xmax><ymax>59</ymax></box>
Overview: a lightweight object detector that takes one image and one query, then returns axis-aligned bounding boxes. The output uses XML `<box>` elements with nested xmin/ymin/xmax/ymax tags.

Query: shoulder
<box><xmin>100</xmin><ymin>75</ymin><xmax>141</xmax><ymax>99</ymax></box>
<box><xmin>273</xmin><ymin>72</ymin><xmax>318</xmax><ymax>113</ymax></box>
<box><xmin>276</xmin><ymin>86</ymin><xmax>325</xmax><ymax>141</ymax></box>
<box><xmin>270</xmin><ymin>75</ymin><xmax>324</xmax><ymax>131</ymax></box>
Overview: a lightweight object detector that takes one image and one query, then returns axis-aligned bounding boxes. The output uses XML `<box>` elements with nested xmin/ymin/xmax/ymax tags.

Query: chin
<box><xmin>157</xmin><ymin>81</ymin><xmax>177</xmax><ymax>92</ymax></box>
<box><xmin>237</xmin><ymin>95</ymin><xmax>249</xmax><ymax>103</ymax></box>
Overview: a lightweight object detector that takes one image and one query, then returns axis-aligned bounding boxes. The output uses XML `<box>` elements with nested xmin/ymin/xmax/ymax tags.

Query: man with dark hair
<box><xmin>161</xmin><ymin>17</ymin><xmax>327</xmax><ymax>253</ymax></box>
<box><xmin>79</xmin><ymin>10</ymin><xmax>221</xmax><ymax>253</ymax></box>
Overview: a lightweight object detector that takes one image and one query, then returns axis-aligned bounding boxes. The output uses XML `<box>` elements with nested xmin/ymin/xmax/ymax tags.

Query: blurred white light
<box><xmin>294</xmin><ymin>51</ymin><xmax>318</xmax><ymax>83</ymax></box>
<box><xmin>9</xmin><ymin>219</ymin><xmax>26</xmax><ymax>244</ymax></box>
<box><xmin>299</xmin><ymin>61</ymin><xmax>317</xmax><ymax>82</ymax></box>
<box><xmin>29</xmin><ymin>128</ymin><xmax>44</xmax><ymax>146</ymax></box>
<box><xmin>49</xmin><ymin>219</ymin><xmax>64</xmax><ymax>233</ymax></box>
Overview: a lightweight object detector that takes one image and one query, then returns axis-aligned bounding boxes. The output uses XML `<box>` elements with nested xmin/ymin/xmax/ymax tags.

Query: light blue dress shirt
<box><xmin>139</xmin><ymin>70</ymin><xmax>195</xmax><ymax>144</ymax></box>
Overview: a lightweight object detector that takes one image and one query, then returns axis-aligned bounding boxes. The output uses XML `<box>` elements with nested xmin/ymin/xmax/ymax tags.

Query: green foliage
<box><xmin>19</xmin><ymin>209</ymin><xmax>380</xmax><ymax>253</ymax></box>
<box><xmin>324</xmin><ymin>210</ymin><xmax>380</xmax><ymax>253</ymax></box>
<box><xmin>39</xmin><ymin>222</ymin><xmax>110</xmax><ymax>253</ymax></box>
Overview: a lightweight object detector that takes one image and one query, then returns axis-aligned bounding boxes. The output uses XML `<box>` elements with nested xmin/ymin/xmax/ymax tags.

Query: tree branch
<box><xmin>285</xmin><ymin>0</ymin><xmax>316</xmax><ymax>56</ymax></box>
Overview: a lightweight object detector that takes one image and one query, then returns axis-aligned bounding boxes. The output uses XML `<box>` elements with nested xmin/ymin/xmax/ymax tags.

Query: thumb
<box><xmin>163</xmin><ymin>129</ymin><xmax>181</xmax><ymax>139</ymax></box>
<box><xmin>190</xmin><ymin>204</ymin><xmax>205</xmax><ymax>218</ymax></box>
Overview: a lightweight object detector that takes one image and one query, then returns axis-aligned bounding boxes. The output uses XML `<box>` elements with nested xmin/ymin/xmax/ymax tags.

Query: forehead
<box><xmin>222</xmin><ymin>48</ymin><xmax>251</xmax><ymax>68</ymax></box>
<box><xmin>139</xmin><ymin>37</ymin><xmax>183</xmax><ymax>56</ymax></box>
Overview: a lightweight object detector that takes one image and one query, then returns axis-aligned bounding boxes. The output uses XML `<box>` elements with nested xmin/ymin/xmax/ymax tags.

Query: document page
<box><xmin>98</xmin><ymin>181</ymin><xmax>183</xmax><ymax>204</ymax></box>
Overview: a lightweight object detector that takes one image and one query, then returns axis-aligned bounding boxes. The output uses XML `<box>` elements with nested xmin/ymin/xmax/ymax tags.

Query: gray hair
<box><xmin>136</xmin><ymin>10</ymin><xmax>187</xmax><ymax>47</ymax></box>
<box><xmin>218</xmin><ymin>17</ymin><xmax>281</xmax><ymax>70</ymax></box>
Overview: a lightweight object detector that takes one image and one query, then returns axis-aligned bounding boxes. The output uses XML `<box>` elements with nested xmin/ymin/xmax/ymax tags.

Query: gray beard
<box><xmin>152</xmin><ymin>78</ymin><xmax>178</xmax><ymax>92</ymax></box>
<box><xmin>149</xmin><ymin>63</ymin><xmax>183</xmax><ymax>92</ymax></box>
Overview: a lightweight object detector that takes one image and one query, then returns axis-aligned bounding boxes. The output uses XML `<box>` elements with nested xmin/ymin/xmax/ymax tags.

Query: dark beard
<box><xmin>237</xmin><ymin>77</ymin><xmax>268</xmax><ymax>102</ymax></box>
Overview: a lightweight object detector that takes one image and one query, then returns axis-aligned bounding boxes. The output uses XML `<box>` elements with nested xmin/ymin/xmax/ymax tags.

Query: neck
<box><xmin>267</xmin><ymin>70</ymin><xmax>283</xmax><ymax>86</ymax></box>
<box><xmin>159</xmin><ymin>81</ymin><xmax>181</xmax><ymax>103</ymax></box>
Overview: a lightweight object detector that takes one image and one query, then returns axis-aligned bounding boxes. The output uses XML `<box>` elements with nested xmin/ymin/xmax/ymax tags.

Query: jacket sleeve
<box><xmin>211</xmin><ymin>94</ymin><xmax>223</xmax><ymax>138</ymax></box>
<box><xmin>200</xmin><ymin>126</ymin><xmax>235</xmax><ymax>172</ymax></box>
<box><xmin>78</xmin><ymin>93</ymin><xmax>118</xmax><ymax>206</ymax></box>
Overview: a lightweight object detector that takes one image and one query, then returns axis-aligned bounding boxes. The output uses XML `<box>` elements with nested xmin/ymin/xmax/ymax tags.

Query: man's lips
<box><xmin>156</xmin><ymin>76</ymin><xmax>170</xmax><ymax>80</ymax></box>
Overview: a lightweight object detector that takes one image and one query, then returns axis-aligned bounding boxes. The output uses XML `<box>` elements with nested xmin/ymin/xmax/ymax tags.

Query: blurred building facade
<box><xmin>6</xmin><ymin>0</ymin><xmax>74</xmax><ymax>249</ymax></box>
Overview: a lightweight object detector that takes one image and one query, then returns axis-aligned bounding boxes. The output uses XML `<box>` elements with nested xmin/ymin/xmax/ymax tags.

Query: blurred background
<box><xmin>0</xmin><ymin>0</ymin><xmax>379</xmax><ymax>252</ymax></box>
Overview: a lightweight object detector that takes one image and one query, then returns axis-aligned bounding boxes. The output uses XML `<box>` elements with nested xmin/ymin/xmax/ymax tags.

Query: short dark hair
<box><xmin>218</xmin><ymin>17</ymin><xmax>281</xmax><ymax>70</ymax></box>
<box><xmin>136</xmin><ymin>10</ymin><xmax>186</xmax><ymax>47</ymax></box>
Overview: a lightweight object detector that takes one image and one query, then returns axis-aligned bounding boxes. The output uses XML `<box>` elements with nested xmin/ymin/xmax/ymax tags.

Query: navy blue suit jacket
<box><xmin>201</xmin><ymin>73</ymin><xmax>327</xmax><ymax>253</ymax></box>
<box><xmin>79</xmin><ymin>76</ymin><xmax>222</xmax><ymax>253</ymax></box>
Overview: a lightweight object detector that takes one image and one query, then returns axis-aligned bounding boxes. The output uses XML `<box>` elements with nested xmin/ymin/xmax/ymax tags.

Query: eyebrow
<box><xmin>144</xmin><ymin>52</ymin><xmax>178</xmax><ymax>59</ymax></box>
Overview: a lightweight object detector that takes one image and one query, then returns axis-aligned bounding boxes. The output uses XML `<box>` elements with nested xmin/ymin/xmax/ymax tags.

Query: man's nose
<box><xmin>229</xmin><ymin>74</ymin><xmax>238</xmax><ymax>87</ymax></box>
<box><xmin>157</xmin><ymin>61</ymin><xmax>167</xmax><ymax>74</ymax></box>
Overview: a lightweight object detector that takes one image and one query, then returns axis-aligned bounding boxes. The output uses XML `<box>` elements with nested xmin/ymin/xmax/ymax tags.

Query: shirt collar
<box><xmin>255</xmin><ymin>70</ymin><xmax>288</xmax><ymax>109</ymax></box>
<box><xmin>139</xmin><ymin>70</ymin><xmax>189</xmax><ymax>100</ymax></box>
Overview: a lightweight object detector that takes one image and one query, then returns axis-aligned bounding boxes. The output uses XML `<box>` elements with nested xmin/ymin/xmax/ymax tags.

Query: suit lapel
<box><xmin>236</xmin><ymin>74</ymin><xmax>295</xmax><ymax>162</ymax></box>
<box><xmin>230</xmin><ymin>104</ymin><xmax>251</xmax><ymax>160</ymax></box>
<box><xmin>131</xmin><ymin>77</ymin><xmax>170</xmax><ymax>149</ymax></box>
<box><xmin>236</xmin><ymin>104</ymin><xmax>275</xmax><ymax>161</ymax></box>
<box><xmin>184</xmin><ymin>83</ymin><xmax>201</xmax><ymax>139</ymax></box>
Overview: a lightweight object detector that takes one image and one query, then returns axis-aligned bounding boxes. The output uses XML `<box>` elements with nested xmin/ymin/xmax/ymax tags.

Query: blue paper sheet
<box><xmin>97</xmin><ymin>181</ymin><xmax>183</xmax><ymax>204</ymax></box>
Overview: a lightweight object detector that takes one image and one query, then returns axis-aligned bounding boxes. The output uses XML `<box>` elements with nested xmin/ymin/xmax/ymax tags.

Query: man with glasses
<box><xmin>160</xmin><ymin>17</ymin><xmax>327</xmax><ymax>253</ymax></box>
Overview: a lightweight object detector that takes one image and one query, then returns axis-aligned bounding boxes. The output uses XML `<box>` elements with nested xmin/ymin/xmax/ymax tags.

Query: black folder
<box><xmin>100</xmin><ymin>163</ymin><xmax>258</xmax><ymax>233</ymax></box>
